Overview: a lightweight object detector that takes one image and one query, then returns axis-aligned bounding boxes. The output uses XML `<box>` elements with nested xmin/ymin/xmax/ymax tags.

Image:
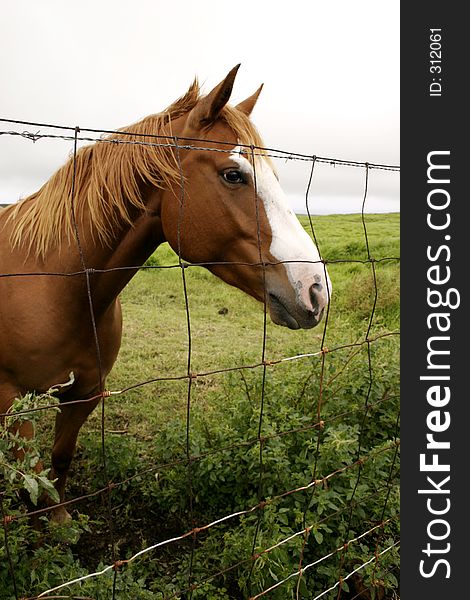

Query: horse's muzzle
<box><xmin>268</xmin><ymin>284</ymin><xmax>326</xmax><ymax>330</ymax></box>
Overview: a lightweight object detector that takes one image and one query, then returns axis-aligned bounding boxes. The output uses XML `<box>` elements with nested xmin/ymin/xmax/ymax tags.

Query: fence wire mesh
<box><xmin>0</xmin><ymin>118</ymin><xmax>400</xmax><ymax>600</ymax></box>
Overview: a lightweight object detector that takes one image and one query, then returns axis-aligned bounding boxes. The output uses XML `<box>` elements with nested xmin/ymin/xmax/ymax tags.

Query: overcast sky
<box><xmin>0</xmin><ymin>0</ymin><xmax>399</xmax><ymax>214</ymax></box>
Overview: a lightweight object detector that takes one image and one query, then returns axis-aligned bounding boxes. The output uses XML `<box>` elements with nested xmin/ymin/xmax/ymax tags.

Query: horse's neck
<box><xmin>72</xmin><ymin>188</ymin><xmax>166</xmax><ymax>312</ymax></box>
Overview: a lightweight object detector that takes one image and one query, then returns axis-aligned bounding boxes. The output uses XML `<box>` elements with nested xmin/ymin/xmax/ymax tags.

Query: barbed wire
<box><xmin>0</xmin><ymin>118</ymin><xmax>400</xmax><ymax>599</ymax></box>
<box><xmin>0</xmin><ymin>330</ymin><xmax>398</xmax><ymax>421</ymax></box>
<box><xmin>249</xmin><ymin>528</ymin><xmax>399</xmax><ymax>600</ymax></box>
<box><xmin>20</xmin><ymin>444</ymin><xmax>398</xmax><ymax>599</ymax></box>
<box><xmin>2</xmin><ymin>392</ymin><xmax>398</xmax><ymax>528</ymax></box>
<box><xmin>0</xmin><ymin>121</ymin><xmax>400</xmax><ymax>171</ymax></box>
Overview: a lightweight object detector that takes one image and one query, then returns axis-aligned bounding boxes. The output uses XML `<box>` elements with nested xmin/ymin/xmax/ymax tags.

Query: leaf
<box><xmin>23</xmin><ymin>474</ymin><xmax>39</xmax><ymax>505</ymax></box>
<box><xmin>38</xmin><ymin>476</ymin><xmax>60</xmax><ymax>504</ymax></box>
<box><xmin>268</xmin><ymin>568</ymin><xmax>279</xmax><ymax>582</ymax></box>
<box><xmin>30</xmin><ymin>455</ymin><xmax>40</xmax><ymax>469</ymax></box>
<box><xmin>313</xmin><ymin>529</ymin><xmax>323</xmax><ymax>544</ymax></box>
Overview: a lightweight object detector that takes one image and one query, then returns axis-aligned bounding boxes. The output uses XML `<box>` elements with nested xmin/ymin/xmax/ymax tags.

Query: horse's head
<box><xmin>160</xmin><ymin>65</ymin><xmax>331</xmax><ymax>330</ymax></box>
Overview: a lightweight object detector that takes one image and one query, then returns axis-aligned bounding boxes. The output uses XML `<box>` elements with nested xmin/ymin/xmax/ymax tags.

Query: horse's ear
<box><xmin>235</xmin><ymin>84</ymin><xmax>264</xmax><ymax>117</ymax></box>
<box><xmin>186</xmin><ymin>64</ymin><xmax>241</xmax><ymax>131</ymax></box>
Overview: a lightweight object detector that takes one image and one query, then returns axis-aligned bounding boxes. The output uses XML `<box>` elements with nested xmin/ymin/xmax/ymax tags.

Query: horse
<box><xmin>0</xmin><ymin>65</ymin><xmax>331</xmax><ymax>522</ymax></box>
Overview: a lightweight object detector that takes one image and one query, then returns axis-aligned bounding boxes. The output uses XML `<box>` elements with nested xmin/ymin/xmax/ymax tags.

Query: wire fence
<box><xmin>0</xmin><ymin>118</ymin><xmax>400</xmax><ymax>600</ymax></box>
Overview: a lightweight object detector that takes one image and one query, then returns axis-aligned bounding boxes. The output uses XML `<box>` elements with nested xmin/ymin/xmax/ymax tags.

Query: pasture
<box><xmin>1</xmin><ymin>213</ymin><xmax>400</xmax><ymax>599</ymax></box>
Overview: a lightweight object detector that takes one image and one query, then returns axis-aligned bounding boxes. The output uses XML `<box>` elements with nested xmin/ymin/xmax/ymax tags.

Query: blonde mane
<box><xmin>6</xmin><ymin>80</ymin><xmax>266</xmax><ymax>258</ymax></box>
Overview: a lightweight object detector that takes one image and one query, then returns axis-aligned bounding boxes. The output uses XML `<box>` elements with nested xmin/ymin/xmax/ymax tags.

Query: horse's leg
<box><xmin>49</xmin><ymin>393</ymin><xmax>101</xmax><ymax>523</ymax></box>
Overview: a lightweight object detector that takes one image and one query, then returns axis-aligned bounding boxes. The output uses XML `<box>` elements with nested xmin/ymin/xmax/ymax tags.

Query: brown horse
<box><xmin>0</xmin><ymin>65</ymin><xmax>331</xmax><ymax>522</ymax></box>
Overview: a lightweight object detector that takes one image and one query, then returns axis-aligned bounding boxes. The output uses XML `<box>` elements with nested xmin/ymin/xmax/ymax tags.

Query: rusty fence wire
<box><xmin>0</xmin><ymin>119</ymin><xmax>400</xmax><ymax>600</ymax></box>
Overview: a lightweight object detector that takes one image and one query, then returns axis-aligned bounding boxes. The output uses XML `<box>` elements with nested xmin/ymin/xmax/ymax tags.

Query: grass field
<box><xmin>1</xmin><ymin>213</ymin><xmax>400</xmax><ymax>599</ymax></box>
<box><xmin>97</xmin><ymin>213</ymin><xmax>399</xmax><ymax>433</ymax></box>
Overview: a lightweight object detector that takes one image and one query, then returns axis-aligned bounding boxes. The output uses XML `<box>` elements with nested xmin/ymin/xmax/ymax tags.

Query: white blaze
<box><xmin>230</xmin><ymin>149</ymin><xmax>331</xmax><ymax>313</ymax></box>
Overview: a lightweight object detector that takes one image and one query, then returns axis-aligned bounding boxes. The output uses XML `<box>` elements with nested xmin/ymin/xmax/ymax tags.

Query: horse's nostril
<box><xmin>309</xmin><ymin>283</ymin><xmax>323</xmax><ymax>315</ymax></box>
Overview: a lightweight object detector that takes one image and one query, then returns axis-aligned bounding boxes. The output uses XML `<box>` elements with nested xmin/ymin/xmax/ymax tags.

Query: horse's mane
<box><xmin>6</xmin><ymin>79</ymin><xmax>265</xmax><ymax>258</ymax></box>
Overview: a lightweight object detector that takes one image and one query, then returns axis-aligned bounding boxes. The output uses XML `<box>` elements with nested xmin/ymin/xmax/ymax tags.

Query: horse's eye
<box><xmin>222</xmin><ymin>170</ymin><xmax>245</xmax><ymax>185</ymax></box>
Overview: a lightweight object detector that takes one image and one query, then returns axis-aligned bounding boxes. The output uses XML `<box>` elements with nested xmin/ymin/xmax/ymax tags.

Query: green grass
<box><xmin>2</xmin><ymin>213</ymin><xmax>400</xmax><ymax>599</ymax></box>
<box><xmin>94</xmin><ymin>213</ymin><xmax>399</xmax><ymax>435</ymax></box>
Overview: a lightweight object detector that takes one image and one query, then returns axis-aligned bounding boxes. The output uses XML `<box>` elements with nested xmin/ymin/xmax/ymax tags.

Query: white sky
<box><xmin>0</xmin><ymin>0</ymin><xmax>399</xmax><ymax>214</ymax></box>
